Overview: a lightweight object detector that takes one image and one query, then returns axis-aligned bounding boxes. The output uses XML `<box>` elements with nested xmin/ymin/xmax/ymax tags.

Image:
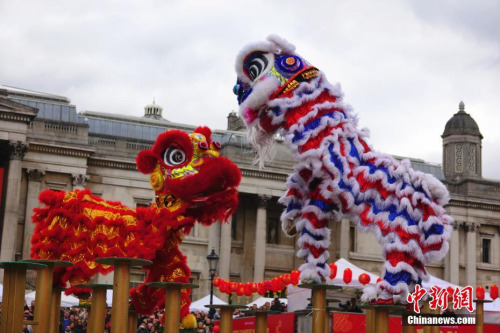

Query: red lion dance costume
<box><xmin>30</xmin><ymin>126</ymin><xmax>240</xmax><ymax>319</ymax></box>
<box><xmin>234</xmin><ymin>35</ymin><xmax>452</xmax><ymax>304</ymax></box>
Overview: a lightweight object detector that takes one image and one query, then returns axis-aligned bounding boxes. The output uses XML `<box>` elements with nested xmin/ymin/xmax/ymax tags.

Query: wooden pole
<box><xmin>431</xmin><ymin>307</ymin><xmax>440</xmax><ymax>333</ymax></box>
<box><xmin>164</xmin><ymin>286</ymin><xmax>181</xmax><ymax>333</ymax></box>
<box><xmin>48</xmin><ymin>288</ymin><xmax>63</xmax><ymax>333</ymax></box>
<box><xmin>147</xmin><ymin>282</ymin><xmax>199</xmax><ymax>333</ymax></box>
<box><xmin>474</xmin><ymin>300</ymin><xmax>492</xmax><ymax>333</ymax></box>
<box><xmin>365</xmin><ymin>307</ymin><xmax>375</xmax><ymax>333</ymax></box>
<box><xmin>311</xmin><ymin>285</ymin><xmax>327</xmax><ymax>333</ymax></box>
<box><xmin>78</xmin><ymin>284</ymin><xmax>110</xmax><ymax>333</ymax></box>
<box><xmin>128</xmin><ymin>310</ymin><xmax>138</xmax><ymax>333</ymax></box>
<box><xmin>422</xmin><ymin>302</ymin><xmax>431</xmax><ymax>333</ymax></box>
<box><xmin>24</xmin><ymin>260</ymin><xmax>72</xmax><ymax>333</ymax></box>
<box><xmin>0</xmin><ymin>261</ymin><xmax>46</xmax><ymax>333</ymax></box>
<box><xmin>204</xmin><ymin>304</ymin><xmax>247</xmax><ymax>333</ymax></box>
<box><xmin>95</xmin><ymin>257</ymin><xmax>151</xmax><ymax>333</ymax></box>
<box><xmin>374</xmin><ymin>306</ymin><xmax>389</xmax><ymax>333</ymax></box>
<box><xmin>219</xmin><ymin>306</ymin><xmax>234</xmax><ymax>333</ymax></box>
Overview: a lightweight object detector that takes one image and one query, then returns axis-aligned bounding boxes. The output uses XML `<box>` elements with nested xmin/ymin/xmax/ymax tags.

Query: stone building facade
<box><xmin>0</xmin><ymin>85</ymin><xmax>499</xmax><ymax>299</ymax></box>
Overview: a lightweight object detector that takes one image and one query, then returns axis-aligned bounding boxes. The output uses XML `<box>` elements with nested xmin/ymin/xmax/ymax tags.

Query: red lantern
<box><xmin>213</xmin><ymin>277</ymin><xmax>220</xmax><ymax>287</ymax></box>
<box><xmin>231</xmin><ymin>282</ymin><xmax>238</xmax><ymax>293</ymax></box>
<box><xmin>476</xmin><ymin>286</ymin><xmax>485</xmax><ymax>300</ymax></box>
<box><xmin>358</xmin><ymin>273</ymin><xmax>370</xmax><ymax>285</ymax></box>
<box><xmin>329</xmin><ymin>263</ymin><xmax>337</xmax><ymax>279</ymax></box>
<box><xmin>490</xmin><ymin>285</ymin><xmax>499</xmax><ymax>300</ymax></box>
<box><xmin>282</xmin><ymin>274</ymin><xmax>291</xmax><ymax>285</ymax></box>
<box><xmin>291</xmin><ymin>270</ymin><xmax>300</xmax><ymax>286</ymax></box>
<box><xmin>343</xmin><ymin>268</ymin><xmax>352</xmax><ymax>285</ymax></box>
<box><xmin>244</xmin><ymin>284</ymin><xmax>253</xmax><ymax>297</ymax></box>
<box><xmin>271</xmin><ymin>278</ymin><xmax>279</xmax><ymax>292</ymax></box>
<box><xmin>219</xmin><ymin>280</ymin><xmax>226</xmax><ymax>293</ymax></box>
<box><xmin>258</xmin><ymin>286</ymin><xmax>266</xmax><ymax>296</ymax></box>
<box><xmin>236</xmin><ymin>283</ymin><xmax>244</xmax><ymax>297</ymax></box>
<box><xmin>250</xmin><ymin>282</ymin><xmax>258</xmax><ymax>293</ymax></box>
<box><xmin>264</xmin><ymin>280</ymin><xmax>272</xmax><ymax>292</ymax></box>
<box><xmin>446</xmin><ymin>286</ymin><xmax>454</xmax><ymax>301</ymax></box>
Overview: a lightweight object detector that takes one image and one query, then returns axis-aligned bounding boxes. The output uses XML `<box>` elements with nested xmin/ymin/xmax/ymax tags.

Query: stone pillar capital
<box><xmin>9</xmin><ymin>141</ymin><xmax>28</xmax><ymax>160</ymax></box>
<box><xmin>461</xmin><ymin>222</ymin><xmax>480</xmax><ymax>232</ymax></box>
<box><xmin>72</xmin><ymin>174</ymin><xmax>89</xmax><ymax>188</ymax></box>
<box><xmin>257</xmin><ymin>195</ymin><xmax>272</xmax><ymax>208</ymax></box>
<box><xmin>26</xmin><ymin>169</ymin><xmax>45</xmax><ymax>181</ymax></box>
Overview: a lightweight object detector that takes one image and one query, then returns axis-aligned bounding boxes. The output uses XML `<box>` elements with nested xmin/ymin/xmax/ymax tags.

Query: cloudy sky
<box><xmin>1</xmin><ymin>0</ymin><xmax>499</xmax><ymax>178</ymax></box>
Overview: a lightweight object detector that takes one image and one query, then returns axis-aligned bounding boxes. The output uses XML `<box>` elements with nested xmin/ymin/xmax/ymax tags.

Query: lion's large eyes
<box><xmin>244</xmin><ymin>52</ymin><xmax>273</xmax><ymax>82</ymax></box>
<box><xmin>163</xmin><ymin>147</ymin><xmax>186</xmax><ymax>166</ymax></box>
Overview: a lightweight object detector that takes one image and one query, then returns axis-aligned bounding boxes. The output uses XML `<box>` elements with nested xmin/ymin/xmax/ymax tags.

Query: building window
<box><xmin>455</xmin><ymin>144</ymin><xmax>463</xmax><ymax>173</ymax></box>
<box><xmin>231</xmin><ymin>215</ymin><xmax>237</xmax><ymax>240</ymax></box>
<box><xmin>130</xmin><ymin>268</ymin><xmax>146</xmax><ymax>289</ymax></box>
<box><xmin>267</xmin><ymin>217</ymin><xmax>280</xmax><ymax>244</ymax></box>
<box><xmin>482</xmin><ymin>238</ymin><xmax>491</xmax><ymax>264</ymax></box>
<box><xmin>349</xmin><ymin>226</ymin><xmax>356</xmax><ymax>253</ymax></box>
<box><xmin>468</xmin><ymin>144</ymin><xmax>476</xmax><ymax>173</ymax></box>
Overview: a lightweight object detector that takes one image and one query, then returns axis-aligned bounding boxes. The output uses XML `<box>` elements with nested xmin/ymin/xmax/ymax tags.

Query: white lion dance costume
<box><xmin>234</xmin><ymin>35</ymin><xmax>452</xmax><ymax>304</ymax></box>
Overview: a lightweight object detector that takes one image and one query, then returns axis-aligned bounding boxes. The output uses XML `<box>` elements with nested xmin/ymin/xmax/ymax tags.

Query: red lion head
<box><xmin>136</xmin><ymin>126</ymin><xmax>241</xmax><ymax>225</ymax></box>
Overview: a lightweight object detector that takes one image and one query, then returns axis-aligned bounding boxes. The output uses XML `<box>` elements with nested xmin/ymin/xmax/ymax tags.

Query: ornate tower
<box><xmin>143</xmin><ymin>99</ymin><xmax>164</xmax><ymax>120</ymax></box>
<box><xmin>442</xmin><ymin>101</ymin><xmax>483</xmax><ymax>181</ymax></box>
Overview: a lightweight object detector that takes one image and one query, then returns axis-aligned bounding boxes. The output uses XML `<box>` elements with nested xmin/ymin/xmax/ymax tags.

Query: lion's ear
<box><xmin>136</xmin><ymin>150</ymin><xmax>158</xmax><ymax>174</ymax></box>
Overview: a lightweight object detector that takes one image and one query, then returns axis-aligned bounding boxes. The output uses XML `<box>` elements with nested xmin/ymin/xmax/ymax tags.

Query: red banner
<box><xmin>332</xmin><ymin>313</ymin><xmax>499</xmax><ymax>333</ymax></box>
<box><xmin>215</xmin><ymin>312</ymin><xmax>295</xmax><ymax>333</ymax></box>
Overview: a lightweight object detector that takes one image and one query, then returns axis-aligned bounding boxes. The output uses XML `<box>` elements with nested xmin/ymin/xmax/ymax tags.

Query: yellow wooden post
<box><xmin>76</xmin><ymin>283</ymin><xmax>112</xmax><ymax>333</ymax></box>
<box><xmin>0</xmin><ymin>261</ymin><xmax>46</xmax><ymax>333</ymax></box>
<box><xmin>95</xmin><ymin>257</ymin><xmax>151</xmax><ymax>333</ymax></box>
<box><xmin>374</xmin><ymin>306</ymin><xmax>389</xmax><ymax>333</ymax></box>
<box><xmin>205</xmin><ymin>304</ymin><xmax>247</xmax><ymax>333</ymax></box>
<box><xmin>49</xmin><ymin>287</ymin><xmax>63</xmax><ymax>333</ymax></box>
<box><xmin>365</xmin><ymin>307</ymin><xmax>375</xmax><ymax>333</ymax></box>
<box><xmin>475</xmin><ymin>299</ymin><xmax>492</xmax><ymax>333</ymax></box>
<box><xmin>23</xmin><ymin>259</ymin><xmax>73</xmax><ymax>333</ymax></box>
<box><xmin>147</xmin><ymin>282</ymin><xmax>199</xmax><ymax>333</ymax></box>
<box><xmin>128</xmin><ymin>309</ymin><xmax>138</xmax><ymax>333</ymax></box>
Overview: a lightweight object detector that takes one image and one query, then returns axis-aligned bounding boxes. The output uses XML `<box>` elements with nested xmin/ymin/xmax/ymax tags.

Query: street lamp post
<box><xmin>206</xmin><ymin>248</ymin><xmax>219</xmax><ymax>319</ymax></box>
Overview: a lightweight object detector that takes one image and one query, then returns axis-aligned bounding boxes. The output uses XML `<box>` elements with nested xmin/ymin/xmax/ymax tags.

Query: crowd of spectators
<box><xmin>11</xmin><ymin>296</ymin><xmax>288</xmax><ymax>333</ymax></box>
<box><xmin>338</xmin><ymin>297</ymin><xmax>362</xmax><ymax>313</ymax></box>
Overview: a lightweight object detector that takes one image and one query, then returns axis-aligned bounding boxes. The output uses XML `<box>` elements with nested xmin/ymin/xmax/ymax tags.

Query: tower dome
<box><xmin>442</xmin><ymin>102</ymin><xmax>482</xmax><ymax>181</ymax></box>
<box><xmin>442</xmin><ymin>101</ymin><xmax>482</xmax><ymax>138</ymax></box>
<box><xmin>143</xmin><ymin>99</ymin><xmax>164</xmax><ymax>120</ymax></box>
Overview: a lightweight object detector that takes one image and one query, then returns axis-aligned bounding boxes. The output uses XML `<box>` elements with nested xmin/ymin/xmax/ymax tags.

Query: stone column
<box><xmin>72</xmin><ymin>174</ymin><xmax>89</xmax><ymax>190</ymax></box>
<box><xmin>254</xmin><ymin>195</ymin><xmax>270</xmax><ymax>283</ymax></box>
<box><xmin>464</xmin><ymin>222</ymin><xmax>478</xmax><ymax>287</ymax></box>
<box><xmin>22</xmin><ymin>169</ymin><xmax>45</xmax><ymax>259</ymax></box>
<box><xmin>0</xmin><ymin>141</ymin><xmax>28</xmax><ymax>264</ymax></box>
<box><xmin>218</xmin><ymin>217</ymin><xmax>232</xmax><ymax>281</ymax></box>
<box><xmin>339</xmin><ymin>218</ymin><xmax>350</xmax><ymax>259</ymax></box>
<box><xmin>208</xmin><ymin>222</ymin><xmax>221</xmax><ymax>256</ymax></box>
<box><xmin>447</xmin><ymin>222</ymin><xmax>460</xmax><ymax>285</ymax></box>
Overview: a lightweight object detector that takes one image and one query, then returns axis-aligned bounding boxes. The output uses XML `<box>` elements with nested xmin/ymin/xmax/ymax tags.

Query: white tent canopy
<box><xmin>25</xmin><ymin>290</ymin><xmax>80</xmax><ymax>308</ymax></box>
<box><xmin>189</xmin><ymin>294</ymin><xmax>227</xmax><ymax>313</ymax></box>
<box><xmin>329</xmin><ymin>258</ymin><xmax>381</xmax><ymax>288</ymax></box>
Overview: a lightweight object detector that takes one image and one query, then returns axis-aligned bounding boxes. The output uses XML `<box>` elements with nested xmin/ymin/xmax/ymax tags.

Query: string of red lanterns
<box><xmin>212</xmin><ymin>265</ymin><xmax>378</xmax><ymax>298</ymax></box>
